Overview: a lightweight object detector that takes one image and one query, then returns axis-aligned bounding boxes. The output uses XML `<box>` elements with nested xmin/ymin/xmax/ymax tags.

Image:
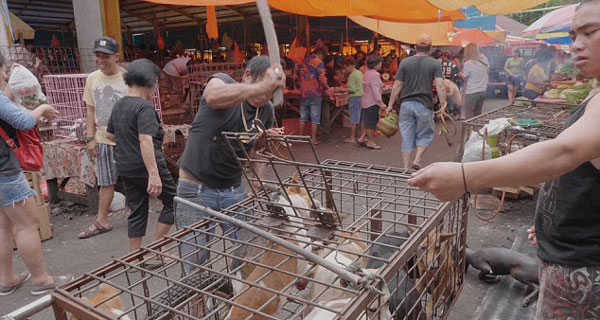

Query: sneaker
<box><xmin>0</xmin><ymin>271</ymin><xmax>31</xmax><ymax>296</ymax></box>
<box><xmin>31</xmin><ymin>274</ymin><xmax>74</xmax><ymax>296</ymax></box>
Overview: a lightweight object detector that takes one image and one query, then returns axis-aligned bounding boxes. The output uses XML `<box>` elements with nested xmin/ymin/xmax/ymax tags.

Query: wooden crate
<box><xmin>24</xmin><ymin>171</ymin><xmax>44</xmax><ymax>206</ymax></box>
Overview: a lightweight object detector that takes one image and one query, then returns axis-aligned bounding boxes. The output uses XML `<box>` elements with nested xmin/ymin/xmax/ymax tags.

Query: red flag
<box><xmin>51</xmin><ymin>34</ymin><xmax>60</xmax><ymax>47</ymax></box>
<box><xmin>288</xmin><ymin>37</ymin><xmax>307</xmax><ymax>64</ymax></box>
<box><xmin>227</xmin><ymin>40</ymin><xmax>244</xmax><ymax>63</ymax></box>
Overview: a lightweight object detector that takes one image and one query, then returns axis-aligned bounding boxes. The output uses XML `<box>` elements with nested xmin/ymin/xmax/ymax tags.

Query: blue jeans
<box><xmin>300</xmin><ymin>96</ymin><xmax>322</xmax><ymax>124</ymax></box>
<box><xmin>0</xmin><ymin>172</ymin><xmax>36</xmax><ymax>207</ymax></box>
<box><xmin>398</xmin><ymin>100</ymin><xmax>435</xmax><ymax>152</ymax></box>
<box><xmin>175</xmin><ymin>178</ymin><xmax>248</xmax><ymax>274</ymax></box>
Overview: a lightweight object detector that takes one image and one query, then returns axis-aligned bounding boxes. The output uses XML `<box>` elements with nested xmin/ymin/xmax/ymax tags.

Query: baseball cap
<box><xmin>93</xmin><ymin>37</ymin><xmax>118</xmax><ymax>54</ymax></box>
<box><xmin>416</xmin><ymin>34</ymin><xmax>432</xmax><ymax>46</ymax></box>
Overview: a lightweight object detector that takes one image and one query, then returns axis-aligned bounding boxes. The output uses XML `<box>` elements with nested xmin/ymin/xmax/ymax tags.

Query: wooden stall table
<box><xmin>42</xmin><ymin>139</ymin><xmax>99</xmax><ymax>211</ymax></box>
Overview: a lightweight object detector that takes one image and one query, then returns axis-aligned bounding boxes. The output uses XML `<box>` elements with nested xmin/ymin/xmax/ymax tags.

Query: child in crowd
<box><xmin>342</xmin><ymin>56</ymin><xmax>363</xmax><ymax>143</ymax></box>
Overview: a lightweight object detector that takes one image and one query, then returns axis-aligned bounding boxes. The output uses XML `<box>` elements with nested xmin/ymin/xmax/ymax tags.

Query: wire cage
<box><xmin>50</xmin><ymin>131</ymin><xmax>466</xmax><ymax>320</ymax></box>
<box><xmin>187</xmin><ymin>62</ymin><xmax>247</xmax><ymax>115</ymax></box>
<box><xmin>44</xmin><ymin>74</ymin><xmax>163</xmax><ymax>141</ymax></box>
<box><xmin>458</xmin><ymin>102</ymin><xmax>573</xmax><ymax>160</ymax></box>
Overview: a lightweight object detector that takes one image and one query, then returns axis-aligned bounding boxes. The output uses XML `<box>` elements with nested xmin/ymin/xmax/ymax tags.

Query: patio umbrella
<box><xmin>523</xmin><ymin>4</ymin><xmax>577</xmax><ymax>36</ymax></box>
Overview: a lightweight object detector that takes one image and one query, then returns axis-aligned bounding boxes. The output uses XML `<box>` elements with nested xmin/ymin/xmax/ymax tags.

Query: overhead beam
<box><xmin>225</xmin><ymin>5</ymin><xmax>246</xmax><ymax>18</ymax></box>
<box><xmin>17</xmin><ymin>0</ymin><xmax>35</xmax><ymax>15</ymax></box>
<box><xmin>158</xmin><ymin>4</ymin><xmax>202</xmax><ymax>25</ymax></box>
<box><xmin>119</xmin><ymin>7</ymin><xmax>155</xmax><ymax>25</ymax></box>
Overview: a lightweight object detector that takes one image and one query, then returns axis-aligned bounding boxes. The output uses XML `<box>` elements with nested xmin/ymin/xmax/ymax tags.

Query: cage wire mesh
<box><xmin>187</xmin><ymin>62</ymin><xmax>246</xmax><ymax>115</ymax></box>
<box><xmin>459</xmin><ymin>102</ymin><xmax>573</xmax><ymax>160</ymax></box>
<box><xmin>43</xmin><ymin>74</ymin><xmax>163</xmax><ymax>141</ymax></box>
<box><xmin>51</xmin><ymin>130</ymin><xmax>466</xmax><ymax>320</ymax></box>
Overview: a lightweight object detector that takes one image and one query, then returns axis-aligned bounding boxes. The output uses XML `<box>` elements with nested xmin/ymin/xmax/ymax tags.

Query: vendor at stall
<box><xmin>523</xmin><ymin>48</ymin><xmax>553</xmax><ymax>100</ymax></box>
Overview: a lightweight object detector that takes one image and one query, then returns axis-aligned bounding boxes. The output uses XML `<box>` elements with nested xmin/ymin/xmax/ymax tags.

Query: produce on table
<box><xmin>513</xmin><ymin>97</ymin><xmax>532</xmax><ymax>107</ymax></box>
<box><xmin>543</xmin><ymin>79</ymin><xmax>594</xmax><ymax>104</ymax></box>
<box><xmin>543</xmin><ymin>89</ymin><xmax>563</xmax><ymax>99</ymax></box>
<box><xmin>562</xmin><ymin>88</ymin><xmax>591</xmax><ymax>104</ymax></box>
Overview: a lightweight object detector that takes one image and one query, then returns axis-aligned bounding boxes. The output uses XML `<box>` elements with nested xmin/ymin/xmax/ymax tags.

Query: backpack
<box><xmin>0</xmin><ymin>126</ymin><xmax>44</xmax><ymax>171</ymax></box>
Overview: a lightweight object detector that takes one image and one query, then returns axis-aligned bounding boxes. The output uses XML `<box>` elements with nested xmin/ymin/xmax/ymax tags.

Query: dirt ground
<box><xmin>2</xmin><ymin>98</ymin><xmax>540</xmax><ymax>319</ymax></box>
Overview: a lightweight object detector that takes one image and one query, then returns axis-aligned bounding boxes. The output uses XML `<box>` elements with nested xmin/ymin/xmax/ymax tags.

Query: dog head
<box><xmin>69</xmin><ymin>284</ymin><xmax>128</xmax><ymax>320</ymax></box>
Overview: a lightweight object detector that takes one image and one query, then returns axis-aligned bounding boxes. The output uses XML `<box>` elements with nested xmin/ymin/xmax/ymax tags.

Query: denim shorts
<box><xmin>348</xmin><ymin>96</ymin><xmax>362</xmax><ymax>125</ymax></box>
<box><xmin>398</xmin><ymin>100</ymin><xmax>434</xmax><ymax>152</ymax></box>
<box><xmin>0</xmin><ymin>172</ymin><xmax>36</xmax><ymax>207</ymax></box>
<box><xmin>175</xmin><ymin>178</ymin><xmax>248</xmax><ymax>274</ymax></box>
<box><xmin>300</xmin><ymin>96</ymin><xmax>322</xmax><ymax>125</ymax></box>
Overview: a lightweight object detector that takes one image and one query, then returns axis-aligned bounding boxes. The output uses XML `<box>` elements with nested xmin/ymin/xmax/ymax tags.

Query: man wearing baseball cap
<box><xmin>386</xmin><ymin>34</ymin><xmax>447</xmax><ymax>170</ymax></box>
<box><xmin>79</xmin><ymin>36</ymin><xmax>128</xmax><ymax>239</ymax></box>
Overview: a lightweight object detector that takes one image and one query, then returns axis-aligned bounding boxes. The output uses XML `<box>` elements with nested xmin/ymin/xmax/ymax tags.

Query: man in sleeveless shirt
<box><xmin>408</xmin><ymin>1</ymin><xmax>600</xmax><ymax>318</ymax></box>
<box><xmin>175</xmin><ymin>56</ymin><xmax>284</xmax><ymax>274</ymax></box>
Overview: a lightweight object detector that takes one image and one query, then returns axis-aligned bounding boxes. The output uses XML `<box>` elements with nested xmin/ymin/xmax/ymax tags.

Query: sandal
<box><xmin>356</xmin><ymin>140</ymin><xmax>367</xmax><ymax>147</ymax></box>
<box><xmin>0</xmin><ymin>271</ymin><xmax>31</xmax><ymax>296</ymax></box>
<box><xmin>412</xmin><ymin>164</ymin><xmax>423</xmax><ymax>171</ymax></box>
<box><xmin>78</xmin><ymin>221</ymin><xmax>113</xmax><ymax>239</ymax></box>
<box><xmin>366</xmin><ymin>144</ymin><xmax>381</xmax><ymax>150</ymax></box>
<box><xmin>31</xmin><ymin>274</ymin><xmax>74</xmax><ymax>296</ymax></box>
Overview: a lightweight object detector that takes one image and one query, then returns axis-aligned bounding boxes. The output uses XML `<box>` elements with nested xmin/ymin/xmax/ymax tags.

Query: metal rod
<box><xmin>2</xmin><ymin>295</ymin><xmax>52</xmax><ymax>320</ymax></box>
<box><xmin>174</xmin><ymin>196</ymin><xmax>363</xmax><ymax>287</ymax></box>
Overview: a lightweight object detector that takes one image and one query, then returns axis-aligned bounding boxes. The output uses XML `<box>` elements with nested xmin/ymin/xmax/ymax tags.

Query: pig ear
<box><xmin>440</xmin><ymin>233</ymin><xmax>456</xmax><ymax>242</ymax></box>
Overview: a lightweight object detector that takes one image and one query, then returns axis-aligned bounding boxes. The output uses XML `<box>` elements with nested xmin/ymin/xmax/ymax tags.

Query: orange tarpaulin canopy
<box><xmin>349</xmin><ymin>16</ymin><xmax>500</xmax><ymax>46</ymax></box>
<box><xmin>348</xmin><ymin>16</ymin><xmax>455</xmax><ymax>46</ymax></box>
<box><xmin>426</xmin><ymin>0</ymin><xmax>549</xmax><ymax>15</ymax></box>
<box><xmin>142</xmin><ymin>0</ymin><xmax>464</xmax><ymax>23</ymax></box>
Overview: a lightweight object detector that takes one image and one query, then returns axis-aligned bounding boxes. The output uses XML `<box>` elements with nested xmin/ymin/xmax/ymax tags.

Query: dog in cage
<box><xmin>408</xmin><ymin>226</ymin><xmax>457</xmax><ymax>319</ymax></box>
<box><xmin>225</xmin><ymin>239</ymin><xmax>300</xmax><ymax>320</ymax></box>
<box><xmin>69</xmin><ymin>283</ymin><xmax>131</xmax><ymax>320</ymax></box>
<box><xmin>225</xmin><ymin>172</ymin><xmax>326</xmax><ymax>318</ymax></box>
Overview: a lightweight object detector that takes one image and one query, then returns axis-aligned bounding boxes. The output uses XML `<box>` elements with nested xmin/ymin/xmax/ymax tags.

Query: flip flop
<box><xmin>356</xmin><ymin>140</ymin><xmax>367</xmax><ymax>147</ymax></box>
<box><xmin>0</xmin><ymin>271</ymin><xmax>31</xmax><ymax>296</ymax></box>
<box><xmin>31</xmin><ymin>274</ymin><xmax>74</xmax><ymax>296</ymax></box>
<box><xmin>412</xmin><ymin>164</ymin><xmax>422</xmax><ymax>171</ymax></box>
<box><xmin>78</xmin><ymin>221</ymin><xmax>113</xmax><ymax>239</ymax></box>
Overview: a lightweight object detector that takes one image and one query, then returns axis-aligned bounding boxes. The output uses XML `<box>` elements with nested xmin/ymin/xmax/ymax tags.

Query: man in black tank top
<box><xmin>407</xmin><ymin>2</ymin><xmax>600</xmax><ymax>318</ymax></box>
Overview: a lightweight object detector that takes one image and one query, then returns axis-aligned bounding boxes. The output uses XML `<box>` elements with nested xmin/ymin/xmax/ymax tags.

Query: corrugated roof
<box><xmin>7</xmin><ymin>0</ymin><xmax>289</xmax><ymax>32</ymax></box>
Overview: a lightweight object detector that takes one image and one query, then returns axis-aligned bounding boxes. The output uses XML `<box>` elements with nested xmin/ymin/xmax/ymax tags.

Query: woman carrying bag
<box><xmin>0</xmin><ymin>54</ymin><xmax>73</xmax><ymax>296</ymax></box>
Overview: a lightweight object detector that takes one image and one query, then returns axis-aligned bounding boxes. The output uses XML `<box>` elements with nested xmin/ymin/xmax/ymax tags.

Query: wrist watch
<box><xmin>84</xmin><ymin>136</ymin><xmax>95</xmax><ymax>143</ymax></box>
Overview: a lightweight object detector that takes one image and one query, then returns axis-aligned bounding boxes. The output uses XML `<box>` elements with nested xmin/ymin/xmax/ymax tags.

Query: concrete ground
<box><xmin>2</xmin><ymin>98</ymin><xmax>538</xmax><ymax>319</ymax></box>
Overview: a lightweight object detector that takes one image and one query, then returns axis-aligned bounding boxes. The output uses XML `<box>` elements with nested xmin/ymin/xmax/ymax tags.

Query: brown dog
<box><xmin>69</xmin><ymin>283</ymin><xmax>130</xmax><ymax>320</ymax></box>
<box><xmin>408</xmin><ymin>226</ymin><xmax>457</xmax><ymax>318</ymax></box>
<box><xmin>225</xmin><ymin>240</ymin><xmax>298</xmax><ymax>320</ymax></box>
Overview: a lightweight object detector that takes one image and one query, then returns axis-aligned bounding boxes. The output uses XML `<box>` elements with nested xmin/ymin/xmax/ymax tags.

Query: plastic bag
<box><xmin>109</xmin><ymin>192</ymin><xmax>126</xmax><ymax>212</ymax></box>
<box><xmin>462</xmin><ymin>131</ymin><xmax>491</xmax><ymax>163</ymax></box>
<box><xmin>478</xmin><ymin>118</ymin><xmax>512</xmax><ymax>136</ymax></box>
<box><xmin>8</xmin><ymin>64</ymin><xmax>47</xmax><ymax>110</ymax></box>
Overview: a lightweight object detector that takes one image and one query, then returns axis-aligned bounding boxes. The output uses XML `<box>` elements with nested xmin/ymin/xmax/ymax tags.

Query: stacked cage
<box><xmin>51</xmin><ymin>131</ymin><xmax>467</xmax><ymax>320</ymax></box>
<box><xmin>44</xmin><ymin>74</ymin><xmax>163</xmax><ymax>141</ymax></box>
<box><xmin>187</xmin><ymin>62</ymin><xmax>247</xmax><ymax>115</ymax></box>
<box><xmin>459</xmin><ymin>102</ymin><xmax>573</xmax><ymax>160</ymax></box>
